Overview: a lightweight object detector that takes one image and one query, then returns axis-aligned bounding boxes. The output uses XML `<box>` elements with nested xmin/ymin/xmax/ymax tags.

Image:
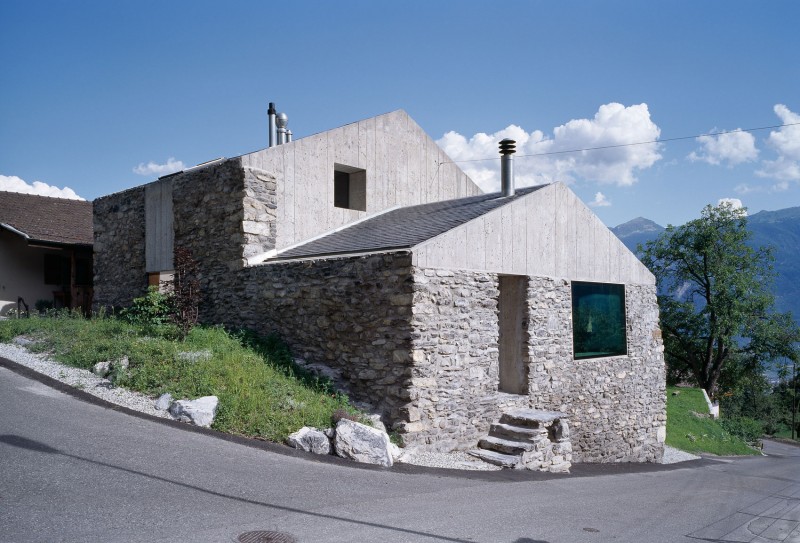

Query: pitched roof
<box><xmin>0</xmin><ymin>191</ymin><xmax>93</xmax><ymax>246</ymax></box>
<box><xmin>274</xmin><ymin>185</ymin><xmax>546</xmax><ymax>261</ymax></box>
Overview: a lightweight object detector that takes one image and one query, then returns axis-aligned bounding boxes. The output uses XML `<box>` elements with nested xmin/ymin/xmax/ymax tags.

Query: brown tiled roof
<box><xmin>0</xmin><ymin>191</ymin><xmax>93</xmax><ymax>246</ymax></box>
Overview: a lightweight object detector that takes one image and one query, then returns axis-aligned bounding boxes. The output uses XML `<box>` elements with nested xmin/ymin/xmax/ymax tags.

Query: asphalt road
<box><xmin>1</xmin><ymin>362</ymin><xmax>799</xmax><ymax>543</ymax></box>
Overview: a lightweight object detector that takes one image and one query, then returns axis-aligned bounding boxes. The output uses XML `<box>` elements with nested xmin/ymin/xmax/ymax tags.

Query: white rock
<box><xmin>286</xmin><ymin>427</ymin><xmax>331</xmax><ymax>455</ymax></box>
<box><xmin>154</xmin><ymin>393</ymin><xmax>173</xmax><ymax>411</ymax></box>
<box><xmin>334</xmin><ymin>419</ymin><xmax>393</xmax><ymax>467</ymax></box>
<box><xmin>367</xmin><ymin>414</ymin><xmax>387</xmax><ymax>433</ymax></box>
<box><xmin>92</xmin><ymin>361</ymin><xmax>111</xmax><ymax>377</ymax></box>
<box><xmin>169</xmin><ymin>396</ymin><xmax>218</xmax><ymax>427</ymax></box>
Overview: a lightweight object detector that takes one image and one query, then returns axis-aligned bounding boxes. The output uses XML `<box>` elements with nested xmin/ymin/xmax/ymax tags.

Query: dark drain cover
<box><xmin>237</xmin><ymin>531</ymin><xmax>298</xmax><ymax>543</ymax></box>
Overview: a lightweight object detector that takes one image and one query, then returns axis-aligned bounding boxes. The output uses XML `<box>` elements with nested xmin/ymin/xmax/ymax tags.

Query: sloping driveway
<box><xmin>1</xmin><ymin>362</ymin><xmax>798</xmax><ymax>543</ymax></box>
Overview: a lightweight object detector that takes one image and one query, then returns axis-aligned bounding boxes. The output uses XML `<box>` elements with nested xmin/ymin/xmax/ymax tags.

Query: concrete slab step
<box><xmin>489</xmin><ymin>422</ymin><xmax>549</xmax><ymax>442</ymax></box>
<box><xmin>467</xmin><ymin>449</ymin><xmax>520</xmax><ymax>468</ymax></box>
<box><xmin>499</xmin><ymin>408</ymin><xmax>565</xmax><ymax>428</ymax></box>
<box><xmin>479</xmin><ymin>435</ymin><xmax>536</xmax><ymax>455</ymax></box>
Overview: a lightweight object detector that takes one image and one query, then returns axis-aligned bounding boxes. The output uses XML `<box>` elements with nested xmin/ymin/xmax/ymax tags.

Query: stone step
<box><xmin>478</xmin><ymin>435</ymin><xmax>536</xmax><ymax>455</ymax></box>
<box><xmin>467</xmin><ymin>448</ymin><xmax>520</xmax><ymax>468</ymax></box>
<box><xmin>499</xmin><ymin>408</ymin><xmax>565</xmax><ymax>429</ymax></box>
<box><xmin>489</xmin><ymin>422</ymin><xmax>549</xmax><ymax>442</ymax></box>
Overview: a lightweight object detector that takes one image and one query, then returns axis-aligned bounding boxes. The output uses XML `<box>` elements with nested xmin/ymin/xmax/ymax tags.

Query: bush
<box><xmin>120</xmin><ymin>287</ymin><xmax>173</xmax><ymax>329</ymax></box>
<box><xmin>720</xmin><ymin>416</ymin><xmax>763</xmax><ymax>443</ymax></box>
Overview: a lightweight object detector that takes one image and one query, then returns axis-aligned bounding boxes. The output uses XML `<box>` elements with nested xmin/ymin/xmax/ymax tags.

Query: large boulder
<box><xmin>286</xmin><ymin>427</ymin><xmax>331</xmax><ymax>455</ymax></box>
<box><xmin>169</xmin><ymin>396</ymin><xmax>218</xmax><ymax>427</ymax></box>
<box><xmin>334</xmin><ymin>419</ymin><xmax>393</xmax><ymax>467</ymax></box>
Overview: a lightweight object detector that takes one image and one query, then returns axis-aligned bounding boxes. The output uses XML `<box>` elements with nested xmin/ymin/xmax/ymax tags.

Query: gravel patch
<box><xmin>397</xmin><ymin>450</ymin><xmax>502</xmax><ymax>471</ymax></box>
<box><xmin>0</xmin><ymin>340</ymin><xmax>171</xmax><ymax>419</ymax></box>
<box><xmin>662</xmin><ymin>445</ymin><xmax>701</xmax><ymax>463</ymax></box>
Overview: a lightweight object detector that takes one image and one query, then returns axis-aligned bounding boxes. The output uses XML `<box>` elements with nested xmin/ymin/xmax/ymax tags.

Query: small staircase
<box><xmin>469</xmin><ymin>408</ymin><xmax>572</xmax><ymax>473</ymax></box>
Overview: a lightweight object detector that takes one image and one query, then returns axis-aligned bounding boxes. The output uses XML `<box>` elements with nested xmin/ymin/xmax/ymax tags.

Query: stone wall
<box><xmin>93</xmin><ymin>159</ymin><xmax>279</xmax><ymax>314</ymax></box>
<box><xmin>525</xmin><ymin>278</ymin><xmax>666</xmax><ymax>462</ymax></box>
<box><xmin>403</xmin><ymin>268</ymin><xmax>665</xmax><ymax>461</ymax></box>
<box><xmin>241</xmin><ymin>167</ymin><xmax>278</xmax><ymax>261</ymax></box>
<box><xmin>209</xmin><ymin>251</ymin><xmax>415</xmax><ymax>419</ymax></box>
<box><xmin>403</xmin><ymin>268</ymin><xmax>529</xmax><ymax>451</ymax></box>
<box><xmin>93</xmin><ymin>186</ymin><xmax>147</xmax><ymax>308</ymax></box>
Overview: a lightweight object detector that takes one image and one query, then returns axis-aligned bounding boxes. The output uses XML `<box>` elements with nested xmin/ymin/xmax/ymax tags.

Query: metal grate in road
<box><xmin>237</xmin><ymin>530</ymin><xmax>298</xmax><ymax>543</ymax></box>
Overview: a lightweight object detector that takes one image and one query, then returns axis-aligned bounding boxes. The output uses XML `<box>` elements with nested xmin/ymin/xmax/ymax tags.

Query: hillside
<box><xmin>612</xmin><ymin>206</ymin><xmax>800</xmax><ymax>320</ymax></box>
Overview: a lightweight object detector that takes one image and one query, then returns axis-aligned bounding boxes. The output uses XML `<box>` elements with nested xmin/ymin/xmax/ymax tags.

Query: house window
<box><xmin>571</xmin><ymin>281</ymin><xmax>627</xmax><ymax>360</ymax></box>
<box><xmin>333</xmin><ymin>164</ymin><xmax>366</xmax><ymax>211</ymax></box>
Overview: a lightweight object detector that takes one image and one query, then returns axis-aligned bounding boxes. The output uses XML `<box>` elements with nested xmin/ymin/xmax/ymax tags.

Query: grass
<box><xmin>666</xmin><ymin>386</ymin><xmax>760</xmax><ymax>456</ymax></box>
<box><xmin>0</xmin><ymin>312</ymin><xmax>359</xmax><ymax>442</ymax></box>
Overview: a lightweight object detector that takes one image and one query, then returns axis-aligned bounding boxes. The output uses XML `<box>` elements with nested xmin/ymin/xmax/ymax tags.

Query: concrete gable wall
<box><xmin>411</xmin><ymin>182</ymin><xmax>654</xmax><ymax>285</ymax></box>
<box><xmin>239</xmin><ymin>110</ymin><xmax>481</xmax><ymax>251</ymax></box>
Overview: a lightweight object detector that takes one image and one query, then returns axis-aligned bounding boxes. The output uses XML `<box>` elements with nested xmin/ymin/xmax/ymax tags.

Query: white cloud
<box><xmin>589</xmin><ymin>192</ymin><xmax>611</xmax><ymax>207</ymax></box>
<box><xmin>133</xmin><ymin>157</ymin><xmax>185</xmax><ymax>176</ymax></box>
<box><xmin>436</xmin><ymin>103</ymin><xmax>662</xmax><ymax>193</ymax></box>
<box><xmin>756</xmin><ymin>104</ymin><xmax>800</xmax><ymax>181</ymax></box>
<box><xmin>0</xmin><ymin>174</ymin><xmax>84</xmax><ymax>200</ymax></box>
<box><xmin>717</xmin><ymin>197</ymin><xmax>747</xmax><ymax>216</ymax></box>
<box><xmin>688</xmin><ymin>129</ymin><xmax>758</xmax><ymax>166</ymax></box>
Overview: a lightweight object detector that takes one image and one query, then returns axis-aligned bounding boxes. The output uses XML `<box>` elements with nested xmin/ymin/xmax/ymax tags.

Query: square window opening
<box><xmin>571</xmin><ymin>281</ymin><xmax>627</xmax><ymax>360</ymax></box>
<box><xmin>333</xmin><ymin>164</ymin><xmax>366</xmax><ymax>211</ymax></box>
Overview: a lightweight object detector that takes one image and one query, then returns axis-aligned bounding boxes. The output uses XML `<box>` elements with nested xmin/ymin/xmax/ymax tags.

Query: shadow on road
<box><xmin>1</xmin><ymin>433</ymin><xmax>542</xmax><ymax>543</ymax></box>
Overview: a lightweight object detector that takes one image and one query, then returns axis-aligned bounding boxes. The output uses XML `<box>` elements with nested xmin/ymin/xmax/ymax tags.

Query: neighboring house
<box><xmin>0</xmin><ymin>191</ymin><xmax>93</xmax><ymax>315</ymax></box>
<box><xmin>93</xmin><ymin>109</ymin><xmax>665</xmax><ymax>463</ymax></box>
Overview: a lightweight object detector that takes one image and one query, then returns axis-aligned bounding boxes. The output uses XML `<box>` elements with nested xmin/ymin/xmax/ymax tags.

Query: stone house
<box><xmin>93</xmin><ymin>109</ymin><xmax>666</xmax><ymax>463</ymax></box>
<box><xmin>0</xmin><ymin>191</ymin><xmax>93</xmax><ymax>315</ymax></box>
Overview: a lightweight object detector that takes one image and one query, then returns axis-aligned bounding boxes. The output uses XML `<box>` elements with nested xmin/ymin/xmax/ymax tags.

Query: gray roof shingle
<box><xmin>274</xmin><ymin>185</ymin><xmax>545</xmax><ymax>261</ymax></box>
<box><xmin>0</xmin><ymin>191</ymin><xmax>93</xmax><ymax>246</ymax></box>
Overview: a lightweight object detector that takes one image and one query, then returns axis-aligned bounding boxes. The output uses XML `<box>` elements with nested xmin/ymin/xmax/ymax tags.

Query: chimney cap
<box><xmin>499</xmin><ymin>139</ymin><xmax>516</xmax><ymax>155</ymax></box>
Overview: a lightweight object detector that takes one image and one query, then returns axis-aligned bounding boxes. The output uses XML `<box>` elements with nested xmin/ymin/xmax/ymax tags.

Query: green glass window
<box><xmin>571</xmin><ymin>282</ymin><xmax>627</xmax><ymax>360</ymax></box>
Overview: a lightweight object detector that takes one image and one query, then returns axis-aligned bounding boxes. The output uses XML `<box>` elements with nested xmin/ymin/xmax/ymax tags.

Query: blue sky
<box><xmin>1</xmin><ymin>1</ymin><xmax>798</xmax><ymax>228</ymax></box>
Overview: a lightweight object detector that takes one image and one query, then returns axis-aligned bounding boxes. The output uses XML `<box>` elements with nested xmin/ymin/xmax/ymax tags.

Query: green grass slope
<box><xmin>666</xmin><ymin>386</ymin><xmax>759</xmax><ymax>456</ymax></box>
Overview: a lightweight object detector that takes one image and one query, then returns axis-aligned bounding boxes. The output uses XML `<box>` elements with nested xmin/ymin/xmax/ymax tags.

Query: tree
<box><xmin>640</xmin><ymin>202</ymin><xmax>799</xmax><ymax>400</ymax></box>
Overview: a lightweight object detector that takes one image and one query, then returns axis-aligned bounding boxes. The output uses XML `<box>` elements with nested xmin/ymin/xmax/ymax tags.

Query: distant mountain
<box><xmin>612</xmin><ymin>207</ymin><xmax>800</xmax><ymax>320</ymax></box>
<box><xmin>610</xmin><ymin>217</ymin><xmax>664</xmax><ymax>252</ymax></box>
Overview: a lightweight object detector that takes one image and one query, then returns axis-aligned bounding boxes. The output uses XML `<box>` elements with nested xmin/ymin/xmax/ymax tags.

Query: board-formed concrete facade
<box><xmin>93</xmin><ymin>109</ymin><xmax>666</xmax><ymax>463</ymax></box>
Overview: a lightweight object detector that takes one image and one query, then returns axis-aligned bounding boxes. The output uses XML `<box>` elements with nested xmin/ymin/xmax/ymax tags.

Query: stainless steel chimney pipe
<box><xmin>268</xmin><ymin>103</ymin><xmax>277</xmax><ymax>148</ymax></box>
<box><xmin>499</xmin><ymin>139</ymin><xmax>516</xmax><ymax>197</ymax></box>
<box><xmin>276</xmin><ymin>112</ymin><xmax>288</xmax><ymax>145</ymax></box>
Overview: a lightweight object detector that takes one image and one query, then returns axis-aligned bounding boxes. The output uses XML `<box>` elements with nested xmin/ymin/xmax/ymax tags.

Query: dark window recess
<box><xmin>333</xmin><ymin>164</ymin><xmax>367</xmax><ymax>211</ymax></box>
<box><xmin>44</xmin><ymin>254</ymin><xmax>70</xmax><ymax>286</ymax></box>
<box><xmin>571</xmin><ymin>281</ymin><xmax>627</xmax><ymax>360</ymax></box>
<box><xmin>75</xmin><ymin>257</ymin><xmax>93</xmax><ymax>286</ymax></box>
<box><xmin>334</xmin><ymin>170</ymin><xmax>350</xmax><ymax>208</ymax></box>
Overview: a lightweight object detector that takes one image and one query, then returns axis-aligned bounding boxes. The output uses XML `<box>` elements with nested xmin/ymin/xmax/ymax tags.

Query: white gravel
<box><xmin>1</xmin><ymin>337</ymin><xmax>700</xmax><ymax>470</ymax></box>
<box><xmin>0</xmin><ymin>340</ymin><xmax>171</xmax><ymax>419</ymax></box>
<box><xmin>661</xmin><ymin>445</ymin><xmax>701</xmax><ymax>464</ymax></box>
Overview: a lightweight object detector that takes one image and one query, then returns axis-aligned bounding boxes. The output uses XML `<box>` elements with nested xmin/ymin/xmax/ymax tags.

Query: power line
<box><xmin>442</xmin><ymin>121</ymin><xmax>800</xmax><ymax>165</ymax></box>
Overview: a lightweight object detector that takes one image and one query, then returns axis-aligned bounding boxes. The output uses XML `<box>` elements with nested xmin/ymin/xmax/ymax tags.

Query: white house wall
<box><xmin>412</xmin><ymin>182</ymin><xmax>654</xmax><ymax>285</ymax></box>
<box><xmin>239</xmin><ymin>110</ymin><xmax>481</xmax><ymax>250</ymax></box>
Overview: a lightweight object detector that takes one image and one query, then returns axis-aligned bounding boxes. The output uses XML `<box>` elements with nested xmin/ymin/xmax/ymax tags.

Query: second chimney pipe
<box><xmin>268</xmin><ymin>103</ymin><xmax>277</xmax><ymax>148</ymax></box>
<box><xmin>499</xmin><ymin>138</ymin><xmax>516</xmax><ymax>197</ymax></box>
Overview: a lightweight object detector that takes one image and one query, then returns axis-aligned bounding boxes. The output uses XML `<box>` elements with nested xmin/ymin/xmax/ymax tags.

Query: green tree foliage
<box><xmin>640</xmin><ymin>202</ymin><xmax>800</xmax><ymax>399</ymax></box>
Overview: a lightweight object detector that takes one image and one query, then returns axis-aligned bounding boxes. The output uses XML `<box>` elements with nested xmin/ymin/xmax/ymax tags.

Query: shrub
<box><xmin>170</xmin><ymin>247</ymin><xmax>201</xmax><ymax>340</ymax></box>
<box><xmin>720</xmin><ymin>416</ymin><xmax>763</xmax><ymax>443</ymax></box>
<box><xmin>121</xmin><ymin>287</ymin><xmax>173</xmax><ymax>329</ymax></box>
